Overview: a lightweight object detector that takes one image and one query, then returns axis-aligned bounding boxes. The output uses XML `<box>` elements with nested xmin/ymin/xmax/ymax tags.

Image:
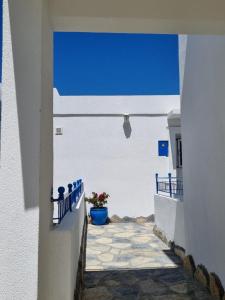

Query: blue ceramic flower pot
<box><xmin>90</xmin><ymin>207</ymin><xmax>108</xmax><ymax>225</ymax></box>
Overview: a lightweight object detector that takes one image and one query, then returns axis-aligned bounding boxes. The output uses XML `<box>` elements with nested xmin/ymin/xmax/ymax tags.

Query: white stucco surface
<box><xmin>0</xmin><ymin>1</ymin><xmax>52</xmax><ymax>299</ymax></box>
<box><xmin>54</xmin><ymin>90</ymin><xmax>180</xmax><ymax>217</ymax></box>
<box><xmin>45</xmin><ymin>193</ymin><xmax>86</xmax><ymax>300</ymax></box>
<box><xmin>0</xmin><ymin>1</ymin><xmax>55</xmax><ymax>299</ymax></box>
<box><xmin>3</xmin><ymin>0</ymin><xmax>225</xmax><ymax>298</ymax></box>
<box><xmin>54</xmin><ymin>92</ymin><xmax>180</xmax><ymax>115</ymax></box>
<box><xmin>182</xmin><ymin>35</ymin><xmax>225</xmax><ymax>286</ymax></box>
<box><xmin>50</xmin><ymin>0</ymin><xmax>225</xmax><ymax>34</ymax></box>
<box><xmin>154</xmin><ymin>194</ymin><xmax>185</xmax><ymax>248</ymax></box>
<box><xmin>178</xmin><ymin>35</ymin><xmax>187</xmax><ymax>96</ymax></box>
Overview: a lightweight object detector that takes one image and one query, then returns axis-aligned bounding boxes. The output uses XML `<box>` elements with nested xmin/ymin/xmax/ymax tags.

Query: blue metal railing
<box><xmin>156</xmin><ymin>173</ymin><xmax>183</xmax><ymax>197</ymax></box>
<box><xmin>51</xmin><ymin>179</ymin><xmax>84</xmax><ymax>224</ymax></box>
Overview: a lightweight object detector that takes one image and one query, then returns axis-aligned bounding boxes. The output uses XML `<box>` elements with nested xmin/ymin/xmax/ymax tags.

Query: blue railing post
<box><xmin>168</xmin><ymin>173</ymin><xmax>172</xmax><ymax>197</ymax></box>
<box><xmin>68</xmin><ymin>183</ymin><xmax>73</xmax><ymax>212</ymax></box>
<box><xmin>58</xmin><ymin>186</ymin><xmax>65</xmax><ymax>223</ymax></box>
<box><xmin>78</xmin><ymin>179</ymin><xmax>82</xmax><ymax>196</ymax></box>
<box><xmin>73</xmin><ymin>181</ymin><xmax>77</xmax><ymax>203</ymax></box>
<box><xmin>155</xmin><ymin>174</ymin><xmax>182</xmax><ymax>197</ymax></box>
<box><xmin>155</xmin><ymin>173</ymin><xmax>159</xmax><ymax>194</ymax></box>
<box><xmin>77</xmin><ymin>180</ymin><xmax>80</xmax><ymax>197</ymax></box>
<box><xmin>81</xmin><ymin>180</ymin><xmax>84</xmax><ymax>194</ymax></box>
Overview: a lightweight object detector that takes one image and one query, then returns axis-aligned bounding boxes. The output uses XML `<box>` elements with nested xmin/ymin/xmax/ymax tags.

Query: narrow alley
<box><xmin>83</xmin><ymin>223</ymin><xmax>213</xmax><ymax>300</ymax></box>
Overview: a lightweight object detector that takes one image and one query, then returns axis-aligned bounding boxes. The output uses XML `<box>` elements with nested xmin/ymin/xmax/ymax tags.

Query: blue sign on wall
<box><xmin>158</xmin><ymin>141</ymin><xmax>169</xmax><ymax>157</ymax></box>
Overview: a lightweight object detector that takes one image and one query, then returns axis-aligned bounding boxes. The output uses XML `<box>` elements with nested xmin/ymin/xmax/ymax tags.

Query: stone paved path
<box><xmin>83</xmin><ymin>223</ymin><xmax>213</xmax><ymax>299</ymax></box>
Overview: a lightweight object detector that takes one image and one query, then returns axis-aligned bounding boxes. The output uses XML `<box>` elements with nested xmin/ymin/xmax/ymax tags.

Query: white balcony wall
<box><xmin>45</xmin><ymin>194</ymin><xmax>86</xmax><ymax>300</ymax></box>
<box><xmin>154</xmin><ymin>194</ymin><xmax>185</xmax><ymax>248</ymax></box>
<box><xmin>182</xmin><ymin>35</ymin><xmax>225</xmax><ymax>286</ymax></box>
<box><xmin>53</xmin><ymin>90</ymin><xmax>180</xmax><ymax>217</ymax></box>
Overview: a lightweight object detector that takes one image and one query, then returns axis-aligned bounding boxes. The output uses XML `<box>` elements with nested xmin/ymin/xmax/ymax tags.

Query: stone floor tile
<box><xmin>98</xmin><ymin>253</ymin><xmax>114</xmax><ymax>262</ymax></box>
<box><xmin>84</xmin><ymin>286</ymin><xmax>113</xmax><ymax>300</ymax></box>
<box><xmin>84</xmin><ymin>223</ymin><xmax>214</xmax><ymax>300</ymax></box>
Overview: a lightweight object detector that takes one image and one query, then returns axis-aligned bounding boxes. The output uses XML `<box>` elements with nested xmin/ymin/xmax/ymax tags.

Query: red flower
<box><xmin>98</xmin><ymin>193</ymin><xmax>105</xmax><ymax>202</ymax></box>
<box><xmin>85</xmin><ymin>192</ymin><xmax>109</xmax><ymax>208</ymax></box>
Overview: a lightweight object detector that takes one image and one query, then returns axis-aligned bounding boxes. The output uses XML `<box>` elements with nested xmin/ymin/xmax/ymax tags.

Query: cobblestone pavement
<box><xmin>83</xmin><ymin>223</ymin><xmax>213</xmax><ymax>299</ymax></box>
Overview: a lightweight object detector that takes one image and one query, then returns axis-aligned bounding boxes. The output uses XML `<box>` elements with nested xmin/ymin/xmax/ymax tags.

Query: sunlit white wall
<box><xmin>53</xmin><ymin>89</ymin><xmax>180</xmax><ymax>217</ymax></box>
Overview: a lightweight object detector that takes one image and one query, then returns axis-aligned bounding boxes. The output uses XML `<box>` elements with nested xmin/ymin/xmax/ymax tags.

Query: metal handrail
<box><xmin>51</xmin><ymin>179</ymin><xmax>84</xmax><ymax>224</ymax></box>
<box><xmin>156</xmin><ymin>173</ymin><xmax>183</xmax><ymax>197</ymax></box>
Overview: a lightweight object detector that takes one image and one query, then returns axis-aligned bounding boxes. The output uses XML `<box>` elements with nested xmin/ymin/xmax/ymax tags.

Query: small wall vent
<box><xmin>55</xmin><ymin>127</ymin><xmax>63</xmax><ymax>135</ymax></box>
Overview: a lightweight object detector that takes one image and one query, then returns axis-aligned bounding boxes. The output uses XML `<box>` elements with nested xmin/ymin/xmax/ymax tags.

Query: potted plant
<box><xmin>85</xmin><ymin>192</ymin><xmax>109</xmax><ymax>225</ymax></box>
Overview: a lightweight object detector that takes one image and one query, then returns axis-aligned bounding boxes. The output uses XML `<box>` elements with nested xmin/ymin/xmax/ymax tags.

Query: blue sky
<box><xmin>0</xmin><ymin>2</ymin><xmax>179</xmax><ymax>95</ymax></box>
<box><xmin>54</xmin><ymin>32</ymin><xmax>179</xmax><ymax>95</ymax></box>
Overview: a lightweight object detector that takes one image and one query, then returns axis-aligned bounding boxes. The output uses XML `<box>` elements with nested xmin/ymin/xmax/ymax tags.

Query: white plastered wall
<box><xmin>0</xmin><ymin>1</ymin><xmax>54</xmax><ymax>299</ymax></box>
<box><xmin>4</xmin><ymin>1</ymin><xmax>225</xmax><ymax>298</ymax></box>
<box><xmin>50</xmin><ymin>0</ymin><xmax>225</xmax><ymax>34</ymax></box>
<box><xmin>53</xmin><ymin>90</ymin><xmax>180</xmax><ymax>217</ymax></box>
<box><xmin>154</xmin><ymin>194</ymin><xmax>185</xmax><ymax>248</ymax></box>
<box><xmin>182</xmin><ymin>35</ymin><xmax>225</xmax><ymax>286</ymax></box>
<box><xmin>46</xmin><ymin>194</ymin><xmax>86</xmax><ymax>300</ymax></box>
<box><xmin>178</xmin><ymin>35</ymin><xmax>187</xmax><ymax>96</ymax></box>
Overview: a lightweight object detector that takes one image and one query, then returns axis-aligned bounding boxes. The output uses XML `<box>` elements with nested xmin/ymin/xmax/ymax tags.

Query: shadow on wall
<box><xmin>174</xmin><ymin>200</ymin><xmax>186</xmax><ymax>248</ymax></box>
<box><xmin>168</xmin><ymin>127</ymin><xmax>177</xmax><ymax>170</ymax></box>
<box><xmin>123</xmin><ymin>117</ymin><xmax>132</xmax><ymax>138</ymax></box>
<box><xmin>168</xmin><ymin>125</ymin><xmax>182</xmax><ymax>178</ymax></box>
<box><xmin>9</xmin><ymin>1</ymin><xmax>45</xmax><ymax>209</ymax></box>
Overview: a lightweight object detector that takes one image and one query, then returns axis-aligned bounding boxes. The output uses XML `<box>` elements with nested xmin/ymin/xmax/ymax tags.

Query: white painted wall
<box><xmin>182</xmin><ymin>35</ymin><xmax>225</xmax><ymax>286</ymax></box>
<box><xmin>154</xmin><ymin>194</ymin><xmax>185</xmax><ymax>248</ymax></box>
<box><xmin>45</xmin><ymin>193</ymin><xmax>86</xmax><ymax>300</ymax></box>
<box><xmin>50</xmin><ymin>0</ymin><xmax>225</xmax><ymax>34</ymax></box>
<box><xmin>54</xmin><ymin>90</ymin><xmax>180</xmax><ymax>217</ymax></box>
<box><xmin>178</xmin><ymin>35</ymin><xmax>187</xmax><ymax>96</ymax></box>
<box><xmin>2</xmin><ymin>1</ymin><xmax>225</xmax><ymax>299</ymax></box>
<box><xmin>0</xmin><ymin>1</ymin><xmax>53</xmax><ymax>299</ymax></box>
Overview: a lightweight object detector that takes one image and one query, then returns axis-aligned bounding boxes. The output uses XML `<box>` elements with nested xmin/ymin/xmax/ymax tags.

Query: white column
<box><xmin>178</xmin><ymin>35</ymin><xmax>187</xmax><ymax>96</ymax></box>
<box><xmin>0</xmin><ymin>1</ymin><xmax>53</xmax><ymax>299</ymax></box>
<box><xmin>181</xmin><ymin>35</ymin><xmax>225</xmax><ymax>286</ymax></box>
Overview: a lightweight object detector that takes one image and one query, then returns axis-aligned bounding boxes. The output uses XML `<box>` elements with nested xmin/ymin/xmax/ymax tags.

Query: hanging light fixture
<box><xmin>123</xmin><ymin>113</ymin><xmax>130</xmax><ymax>123</ymax></box>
